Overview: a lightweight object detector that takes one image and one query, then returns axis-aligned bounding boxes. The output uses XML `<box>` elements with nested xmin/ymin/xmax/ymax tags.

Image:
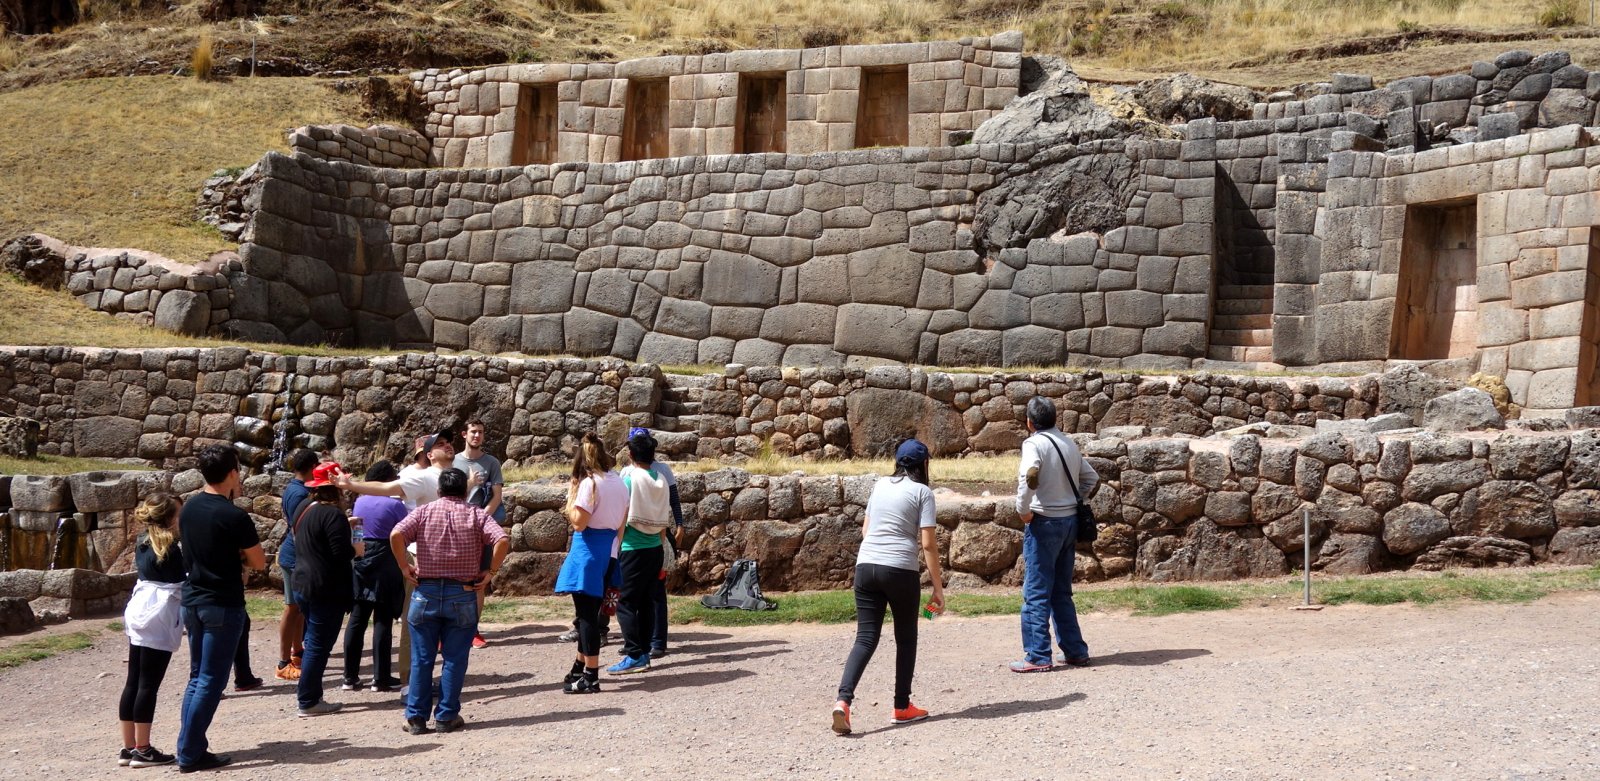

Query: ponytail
<box><xmin>134</xmin><ymin>492</ymin><xmax>181</xmax><ymax>562</ymax></box>
<box><xmin>570</xmin><ymin>431</ymin><xmax>615</xmax><ymax>487</ymax></box>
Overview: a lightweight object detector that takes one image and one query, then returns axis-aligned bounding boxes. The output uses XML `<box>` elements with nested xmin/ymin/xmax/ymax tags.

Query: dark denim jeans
<box><xmin>650</xmin><ymin>574</ymin><xmax>668</xmax><ymax>652</ymax></box>
<box><xmin>405</xmin><ymin>581</ymin><xmax>478</xmax><ymax>723</ymax></box>
<box><xmin>176</xmin><ymin>604</ymin><xmax>246</xmax><ymax>766</ymax></box>
<box><xmin>1020</xmin><ymin>514</ymin><xmax>1089</xmax><ymax>665</ymax></box>
<box><xmin>295</xmin><ymin>599</ymin><xmax>348</xmax><ymax>709</ymax></box>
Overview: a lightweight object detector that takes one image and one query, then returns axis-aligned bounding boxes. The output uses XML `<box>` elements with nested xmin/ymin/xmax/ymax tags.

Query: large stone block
<box><xmin>1382</xmin><ymin>502</ymin><xmax>1450</xmax><ymax>555</ymax></box>
<box><xmin>510</xmin><ymin>262</ymin><xmax>577</xmax><ymax>315</ymax></box>
<box><xmin>562</xmin><ymin>308</ymin><xmax>618</xmax><ymax>356</ymax></box>
<box><xmin>938</xmin><ymin>329</ymin><xmax>1003</xmax><ymax>367</ymax></box>
<box><xmin>833</xmin><ymin>304</ymin><xmax>929</xmax><ymax>362</ymax></box>
<box><xmin>65</xmin><ymin>472</ymin><xmax>140</xmax><ymax>513</ymax></box>
<box><xmin>949</xmin><ymin>522</ymin><xmax>1022</xmax><ymax>577</ymax></box>
<box><xmin>153</xmin><ymin>289</ymin><xmax>212</xmax><ymax>336</ymax></box>
<box><xmin>424</xmin><ymin>282</ymin><xmax>485</xmax><ymax>322</ymax></box>
<box><xmin>847</xmin><ymin>247</ymin><xmax>923</xmax><ymax>306</ymax></box>
<box><xmin>703</xmin><ymin>252</ymin><xmax>780</xmax><ymax>306</ymax></box>
<box><xmin>72</xmin><ymin>416</ymin><xmax>142</xmax><ymax>459</ymax></box>
<box><xmin>9</xmin><ymin>475</ymin><xmax>70</xmax><ymax>512</ymax></box>
<box><xmin>1002</xmin><ymin>325</ymin><xmax>1066</xmax><ymax>366</ymax></box>
<box><xmin>760</xmin><ymin>303</ymin><xmax>837</xmax><ymax>345</ymax></box>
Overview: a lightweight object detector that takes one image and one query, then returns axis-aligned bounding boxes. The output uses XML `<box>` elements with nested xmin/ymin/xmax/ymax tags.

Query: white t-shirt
<box><xmin>856</xmin><ymin>476</ymin><xmax>936</xmax><ymax>572</ymax></box>
<box><xmin>397</xmin><ymin>464</ymin><xmax>442</xmax><ymax>509</ymax></box>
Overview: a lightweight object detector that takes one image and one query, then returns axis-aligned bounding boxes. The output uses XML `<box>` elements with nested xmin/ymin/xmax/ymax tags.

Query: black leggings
<box><xmin>572</xmin><ymin>593</ymin><xmax>605</xmax><ymax>657</ymax></box>
<box><xmin>617</xmin><ymin>546</ymin><xmax>663</xmax><ymax>658</ymax></box>
<box><xmin>836</xmin><ymin>563</ymin><xmax>921</xmax><ymax>710</ymax></box>
<box><xmin>343</xmin><ymin>600</ymin><xmax>399</xmax><ymax>684</ymax></box>
<box><xmin>118</xmin><ymin>643</ymin><xmax>173</xmax><ymax>723</ymax></box>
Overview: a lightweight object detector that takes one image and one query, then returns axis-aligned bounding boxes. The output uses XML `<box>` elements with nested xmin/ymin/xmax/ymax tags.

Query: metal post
<box><xmin>1302</xmin><ymin>507</ymin><xmax>1311</xmax><ymax>605</ymax></box>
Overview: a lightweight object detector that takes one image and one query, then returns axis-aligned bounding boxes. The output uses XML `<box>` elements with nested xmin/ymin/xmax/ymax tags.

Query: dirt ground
<box><xmin>3</xmin><ymin>594</ymin><xmax>1598</xmax><ymax>780</ymax></box>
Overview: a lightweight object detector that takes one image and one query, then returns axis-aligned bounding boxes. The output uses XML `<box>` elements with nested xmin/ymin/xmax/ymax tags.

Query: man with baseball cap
<box><xmin>337</xmin><ymin>430</ymin><xmax>455</xmax><ymax>509</ymax></box>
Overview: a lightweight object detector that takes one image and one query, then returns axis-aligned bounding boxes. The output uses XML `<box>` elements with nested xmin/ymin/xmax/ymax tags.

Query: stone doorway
<box><xmin>737</xmin><ymin>74</ymin><xmax>787</xmax><ymax>154</ymax></box>
<box><xmin>1391</xmin><ymin>200</ymin><xmax>1479</xmax><ymax>360</ymax></box>
<box><xmin>1209</xmin><ymin>169</ymin><xmax>1275</xmax><ymax>362</ymax></box>
<box><xmin>855</xmin><ymin>67</ymin><xmax>908</xmax><ymax>148</ymax></box>
<box><xmin>511</xmin><ymin>84</ymin><xmax>557</xmax><ymax>165</ymax></box>
<box><xmin>623</xmin><ymin>78</ymin><xmax>669</xmax><ymax>161</ymax></box>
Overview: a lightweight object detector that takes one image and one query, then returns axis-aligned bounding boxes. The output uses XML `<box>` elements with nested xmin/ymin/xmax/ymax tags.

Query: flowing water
<box><xmin>265</xmin><ymin>372</ymin><xmax>298</xmax><ymax>473</ymax></box>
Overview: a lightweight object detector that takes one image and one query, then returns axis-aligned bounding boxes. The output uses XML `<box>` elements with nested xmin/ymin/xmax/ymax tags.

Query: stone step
<box><xmin>1214</xmin><ymin>298</ymin><xmax>1273</xmax><ymax>316</ymax></box>
<box><xmin>1207</xmin><ymin>345</ymin><xmax>1275</xmax><ymax>362</ymax></box>
<box><xmin>1212</xmin><ymin>313</ymin><xmax>1272</xmax><ymax>330</ymax></box>
<box><xmin>1216</xmin><ymin>284</ymin><xmax>1274</xmax><ymax>299</ymax></box>
<box><xmin>1209</xmin><ymin>328</ymin><xmax>1274</xmax><ymax>347</ymax></box>
<box><xmin>657</xmin><ymin>400</ymin><xmax>699</xmax><ymax>417</ymax></box>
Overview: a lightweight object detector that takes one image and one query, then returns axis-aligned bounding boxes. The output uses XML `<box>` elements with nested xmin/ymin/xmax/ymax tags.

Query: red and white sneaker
<box><xmin>890</xmin><ymin>702</ymin><xmax>930</xmax><ymax>725</ymax></box>
<box><xmin>830</xmin><ymin>700</ymin><xmax>852</xmax><ymax>735</ymax></box>
<box><xmin>472</xmin><ymin>634</ymin><xmax>488</xmax><ymax>649</ymax></box>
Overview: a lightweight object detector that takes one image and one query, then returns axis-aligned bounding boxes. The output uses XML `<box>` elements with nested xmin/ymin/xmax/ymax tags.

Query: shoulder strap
<box><xmin>1041</xmin><ymin>434</ymin><xmax>1082</xmax><ymax>503</ymax></box>
<box><xmin>290</xmin><ymin>500</ymin><xmax>316</xmax><ymax>533</ymax></box>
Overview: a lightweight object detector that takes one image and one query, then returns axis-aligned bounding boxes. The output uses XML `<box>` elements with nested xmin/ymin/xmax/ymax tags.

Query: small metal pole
<box><xmin>251</xmin><ymin>36</ymin><xmax>257</xmax><ymax>78</ymax></box>
<box><xmin>1292</xmin><ymin>507</ymin><xmax>1323</xmax><ymax>611</ymax></box>
<box><xmin>1302</xmin><ymin>507</ymin><xmax>1311</xmax><ymax>605</ymax></box>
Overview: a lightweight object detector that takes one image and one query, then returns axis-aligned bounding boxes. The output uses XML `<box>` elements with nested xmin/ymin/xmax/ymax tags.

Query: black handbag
<box><xmin>1043</xmin><ymin>435</ymin><xmax>1098</xmax><ymax>544</ymax></box>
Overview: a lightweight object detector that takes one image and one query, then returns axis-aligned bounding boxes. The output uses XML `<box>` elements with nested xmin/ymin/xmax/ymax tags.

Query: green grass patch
<box><xmin>0</xmin><ymin>630</ymin><xmax>98</xmax><ymax>669</ymax></box>
<box><xmin>246</xmin><ymin>594</ymin><xmax>284</xmax><ymax>622</ymax></box>
<box><xmin>0</xmin><ymin>454</ymin><xmax>156</xmax><ymax>476</ymax></box>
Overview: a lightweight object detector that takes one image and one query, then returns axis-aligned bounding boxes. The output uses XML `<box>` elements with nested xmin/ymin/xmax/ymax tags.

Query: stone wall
<box><xmin>410</xmin><ymin>34</ymin><xmax>1021</xmax><ymax>167</ymax></box>
<box><xmin>0</xmin><ymin>346</ymin><xmax>1413</xmax><ymax>468</ymax></box>
<box><xmin>287</xmin><ymin>123</ymin><xmax>432</xmax><ymax>170</ymax></box>
<box><xmin>63</xmin><ymin>249</ymin><xmax>236</xmax><ymax>336</ymax></box>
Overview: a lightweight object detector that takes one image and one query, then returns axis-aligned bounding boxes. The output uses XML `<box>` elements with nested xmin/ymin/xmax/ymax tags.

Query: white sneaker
<box><xmin>297</xmin><ymin>700</ymin><xmax>343</xmax><ymax>717</ymax></box>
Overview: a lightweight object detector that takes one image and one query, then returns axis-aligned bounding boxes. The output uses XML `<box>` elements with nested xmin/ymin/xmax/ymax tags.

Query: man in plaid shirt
<box><xmin>388</xmin><ymin>468</ymin><xmax>509</xmax><ymax>735</ymax></box>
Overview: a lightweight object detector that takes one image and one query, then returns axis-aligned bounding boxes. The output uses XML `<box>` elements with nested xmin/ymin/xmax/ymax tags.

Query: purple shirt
<box><xmin>354</xmin><ymin>494</ymin><xmax>409</xmax><ymax>541</ymax></box>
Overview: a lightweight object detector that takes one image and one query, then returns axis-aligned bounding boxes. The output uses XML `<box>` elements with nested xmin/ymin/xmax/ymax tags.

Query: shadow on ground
<box><xmin>1091</xmin><ymin>648</ymin><xmax>1211</xmax><ymax>666</ymax></box>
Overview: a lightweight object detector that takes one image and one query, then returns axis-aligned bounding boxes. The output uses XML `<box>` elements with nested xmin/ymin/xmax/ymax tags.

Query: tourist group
<box><xmin>114</xmin><ymin>397</ymin><xmax>1096</xmax><ymax>770</ymax></box>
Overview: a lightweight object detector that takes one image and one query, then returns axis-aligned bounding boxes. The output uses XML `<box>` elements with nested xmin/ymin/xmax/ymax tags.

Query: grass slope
<box><xmin>0</xmin><ymin>76</ymin><xmax>371</xmax><ymax>261</ymax></box>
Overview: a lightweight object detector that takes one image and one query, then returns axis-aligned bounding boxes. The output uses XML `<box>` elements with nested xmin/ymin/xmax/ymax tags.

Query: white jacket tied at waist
<box><xmin>124</xmin><ymin>580</ymin><xmax>184</xmax><ymax>653</ymax></box>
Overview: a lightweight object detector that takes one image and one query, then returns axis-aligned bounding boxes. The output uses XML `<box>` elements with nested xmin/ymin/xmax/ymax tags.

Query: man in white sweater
<box><xmin>1011</xmin><ymin>396</ymin><xmax>1099</xmax><ymax>673</ymax></box>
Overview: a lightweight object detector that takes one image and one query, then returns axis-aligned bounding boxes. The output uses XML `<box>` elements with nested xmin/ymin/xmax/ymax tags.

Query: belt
<box><xmin>416</xmin><ymin>577</ymin><xmax>476</xmax><ymax>586</ymax></box>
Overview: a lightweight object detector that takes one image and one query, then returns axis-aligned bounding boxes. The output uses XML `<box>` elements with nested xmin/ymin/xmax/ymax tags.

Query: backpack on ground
<box><xmin>699</xmin><ymin>558</ymin><xmax>777</xmax><ymax>611</ymax></box>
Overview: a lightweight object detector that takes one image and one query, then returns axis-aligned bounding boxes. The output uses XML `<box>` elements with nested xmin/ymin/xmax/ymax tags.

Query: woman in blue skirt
<box><xmin>553</xmin><ymin>432</ymin><xmax>628</xmax><ymax>694</ymax></box>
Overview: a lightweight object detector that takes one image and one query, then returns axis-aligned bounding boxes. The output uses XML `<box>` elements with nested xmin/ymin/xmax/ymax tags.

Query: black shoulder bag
<box><xmin>1042</xmin><ymin>435</ymin><xmax>1098</xmax><ymax>544</ymax></box>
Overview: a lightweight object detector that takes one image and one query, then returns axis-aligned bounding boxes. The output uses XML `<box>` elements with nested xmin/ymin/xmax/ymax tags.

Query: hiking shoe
<box><xmin>274</xmin><ymin>661</ymin><xmax>301</xmax><ymax>681</ymax></box>
<box><xmin>1055</xmin><ymin>654</ymin><xmax>1091</xmax><ymax>668</ymax></box>
<box><xmin>606</xmin><ymin>655</ymin><xmax>650</xmax><ymax>674</ymax></box>
<box><xmin>890</xmin><ymin>703</ymin><xmax>930</xmax><ymax>725</ymax></box>
<box><xmin>472</xmin><ymin>634</ymin><xmax>488</xmax><ymax>649</ymax></box>
<box><xmin>401</xmin><ymin>718</ymin><xmax>431</xmax><ymax>735</ymax></box>
<box><xmin>435</xmin><ymin>716</ymin><xmax>466</xmax><ymax>733</ymax></box>
<box><xmin>177</xmin><ymin>753</ymin><xmax>232</xmax><ymax>773</ymax></box>
<box><xmin>129</xmin><ymin>746</ymin><xmax>176</xmax><ymax>768</ymax></box>
<box><xmin>558</xmin><ymin>627</ymin><xmax>580</xmax><ymax>643</ymax></box>
<box><xmin>563</xmin><ymin>677</ymin><xmax>601</xmax><ymax>694</ymax></box>
<box><xmin>650</xmin><ymin>646</ymin><xmax>668</xmax><ymax>659</ymax></box>
<box><xmin>1009</xmin><ymin>659</ymin><xmax>1053</xmax><ymax>673</ymax></box>
<box><xmin>297</xmin><ymin>700</ymin><xmax>343</xmax><ymax>717</ymax></box>
<box><xmin>372</xmin><ymin>677</ymin><xmax>403</xmax><ymax>693</ymax></box>
<box><xmin>234</xmin><ymin>676</ymin><xmax>265</xmax><ymax>692</ymax></box>
<box><xmin>830</xmin><ymin>700</ymin><xmax>852</xmax><ymax>736</ymax></box>
<box><xmin>118</xmin><ymin>748</ymin><xmax>133</xmax><ymax>767</ymax></box>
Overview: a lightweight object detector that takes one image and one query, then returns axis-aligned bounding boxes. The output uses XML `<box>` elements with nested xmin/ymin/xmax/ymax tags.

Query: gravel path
<box><xmin>4</xmin><ymin>594</ymin><xmax>1599</xmax><ymax>780</ymax></box>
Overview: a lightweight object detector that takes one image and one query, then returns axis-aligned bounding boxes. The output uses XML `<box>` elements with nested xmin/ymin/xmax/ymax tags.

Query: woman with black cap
<box><xmin>830</xmin><ymin>438</ymin><xmax>945</xmax><ymax>735</ymax></box>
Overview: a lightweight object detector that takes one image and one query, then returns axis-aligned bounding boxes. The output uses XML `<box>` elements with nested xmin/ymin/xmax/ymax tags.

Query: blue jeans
<box><xmin>176</xmin><ymin>605</ymin><xmax>246</xmax><ymax>766</ymax></box>
<box><xmin>405</xmin><ymin>581</ymin><xmax>478</xmax><ymax>723</ymax></box>
<box><xmin>295</xmin><ymin>599</ymin><xmax>348</xmax><ymax>709</ymax></box>
<box><xmin>1020</xmin><ymin>514</ymin><xmax>1089</xmax><ymax>665</ymax></box>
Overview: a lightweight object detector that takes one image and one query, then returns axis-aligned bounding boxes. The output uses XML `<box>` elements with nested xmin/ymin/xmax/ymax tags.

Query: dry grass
<box><xmin>191</xmin><ymin>30</ymin><xmax>214</xmax><ymax>80</ymax></box>
<box><xmin>0</xmin><ymin>454</ymin><xmax>156</xmax><ymax>476</ymax></box>
<box><xmin>0</xmin><ymin>37</ymin><xmax>21</xmax><ymax>73</ymax></box>
<box><xmin>0</xmin><ymin>76</ymin><xmax>369</xmax><ymax>262</ymax></box>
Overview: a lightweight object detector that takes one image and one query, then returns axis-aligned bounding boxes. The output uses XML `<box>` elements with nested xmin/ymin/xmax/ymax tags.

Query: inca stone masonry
<box><xmin>36</xmin><ymin>34</ymin><xmax>1600</xmax><ymax>416</ymax></box>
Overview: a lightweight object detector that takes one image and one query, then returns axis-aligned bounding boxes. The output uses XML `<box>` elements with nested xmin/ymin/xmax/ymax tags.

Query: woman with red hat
<box><xmin>290</xmin><ymin>462</ymin><xmax>358</xmax><ymax>718</ymax></box>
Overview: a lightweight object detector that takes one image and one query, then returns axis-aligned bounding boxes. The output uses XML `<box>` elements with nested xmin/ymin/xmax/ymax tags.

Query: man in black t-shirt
<box><xmin>176</xmin><ymin>445</ymin><xmax>266</xmax><ymax>773</ymax></box>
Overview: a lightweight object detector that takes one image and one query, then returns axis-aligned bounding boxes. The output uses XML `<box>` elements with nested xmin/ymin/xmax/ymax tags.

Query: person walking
<box><xmin>608</xmin><ymin>432</ymin><xmax>674</xmax><ymax>675</ymax></box>
<box><xmin>830</xmin><ymin>438</ymin><xmax>945</xmax><ymax>735</ymax></box>
<box><xmin>455</xmin><ymin>419</ymin><xmax>504</xmax><ymax>649</ymax></box>
<box><xmin>342</xmin><ymin>460</ymin><xmax>408</xmax><ymax>693</ymax></box>
<box><xmin>290</xmin><ymin>462</ymin><xmax>357</xmax><ymax>717</ymax></box>
<box><xmin>389</xmin><ymin>468</ymin><xmax>509</xmax><ymax>735</ymax></box>
<box><xmin>273</xmin><ymin>449</ymin><xmax>316</xmax><ymax>682</ymax></box>
<box><xmin>553</xmin><ymin>432</ymin><xmax>626</xmax><ymax>694</ymax></box>
<box><xmin>1010</xmin><ymin>396</ymin><xmax>1099</xmax><ymax>673</ymax></box>
<box><xmin>176</xmin><ymin>445</ymin><xmax>266</xmax><ymax>773</ymax></box>
<box><xmin>116</xmin><ymin>493</ymin><xmax>185</xmax><ymax>768</ymax></box>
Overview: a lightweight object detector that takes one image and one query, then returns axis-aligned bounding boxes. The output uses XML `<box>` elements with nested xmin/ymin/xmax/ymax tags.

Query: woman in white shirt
<box><xmin>830</xmin><ymin>439</ymin><xmax>945</xmax><ymax>735</ymax></box>
<box><xmin>553</xmin><ymin>432</ymin><xmax>628</xmax><ymax>694</ymax></box>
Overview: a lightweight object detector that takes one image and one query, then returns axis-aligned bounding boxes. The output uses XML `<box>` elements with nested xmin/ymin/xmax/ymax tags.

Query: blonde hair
<box><xmin>134</xmin><ymin>492</ymin><xmax>181</xmax><ymax>562</ymax></box>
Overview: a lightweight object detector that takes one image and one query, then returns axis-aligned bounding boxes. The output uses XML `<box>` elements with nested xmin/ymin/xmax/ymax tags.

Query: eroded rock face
<box><xmin>0</xmin><ymin>235</ymin><xmax>65</xmax><ymax>290</ymax></box>
<box><xmin>973</xmin><ymin>56</ymin><xmax>1139</xmax><ymax>147</ymax></box>
<box><xmin>970</xmin><ymin>143</ymin><xmax>1137</xmax><ymax>258</ymax></box>
<box><xmin>1130</xmin><ymin>73</ymin><xmax>1259</xmax><ymax>124</ymax></box>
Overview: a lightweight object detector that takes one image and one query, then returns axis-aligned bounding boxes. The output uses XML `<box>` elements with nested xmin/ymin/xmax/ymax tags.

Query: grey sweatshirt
<box><xmin>1015</xmin><ymin>428</ymin><xmax>1100</xmax><ymax>517</ymax></box>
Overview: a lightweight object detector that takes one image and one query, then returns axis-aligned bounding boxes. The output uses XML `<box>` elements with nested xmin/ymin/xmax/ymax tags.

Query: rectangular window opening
<box><xmin>1390</xmin><ymin>200</ymin><xmax>1479</xmax><ymax>360</ymax></box>
<box><xmin>511</xmin><ymin>84</ymin><xmax>557</xmax><ymax>166</ymax></box>
<box><xmin>855</xmin><ymin>66</ymin><xmax>909</xmax><ymax>149</ymax></box>
<box><xmin>737</xmin><ymin>73</ymin><xmax>787</xmax><ymax>154</ymax></box>
<box><xmin>623</xmin><ymin>78</ymin><xmax>669</xmax><ymax>161</ymax></box>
